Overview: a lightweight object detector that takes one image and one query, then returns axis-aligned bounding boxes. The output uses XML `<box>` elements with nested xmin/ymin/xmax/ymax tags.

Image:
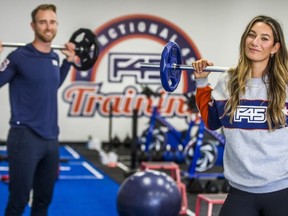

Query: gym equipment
<box><xmin>140</xmin><ymin>41</ymin><xmax>229</xmax><ymax>92</ymax></box>
<box><xmin>183</xmin><ymin>119</ymin><xmax>225</xmax><ymax>174</ymax></box>
<box><xmin>204</xmin><ymin>180</ymin><xmax>220</xmax><ymax>193</ymax></box>
<box><xmin>195</xmin><ymin>193</ymin><xmax>227</xmax><ymax>216</ymax></box>
<box><xmin>138</xmin><ymin>86</ymin><xmax>228</xmax><ymax>193</ymax></box>
<box><xmin>122</xmin><ymin>135</ymin><xmax>133</xmax><ymax>148</ymax></box>
<box><xmin>138</xmin><ymin>86</ymin><xmax>195</xmax><ymax>162</ymax></box>
<box><xmin>183</xmin><ymin>119</ymin><xmax>228</xmax><ymax>194</ymax></box>
<box><xmin>111</xmin><ymin>135</ymin><xmax>121</xmax><ymax>148</ymax></box>
<box><xmin>117</xmin><ymin>170</ymin><xmax>182</xmax><ymax>216</ymax></box>
<box><xmin>138</xmin><ymin>86</ymin><xmax>225</xmax><ymax>172</ymax></box>
<box><xmin>186</xmin><ymin>178</ymin><xmax>204</xmax><ymax>194</ymax></box>
<box><xmin>140</xmin><ymin>162</ymin><xmax>188</xmax><ymax>215</ymax></box>
<box><xmin>2</xmin><ymin>28</ymin><xmax>99</xmax><ymax>71</ymax></box>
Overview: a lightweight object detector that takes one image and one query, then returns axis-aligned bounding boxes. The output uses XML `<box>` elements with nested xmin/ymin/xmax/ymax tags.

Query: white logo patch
<box><xmin>0</xmin><ymin>58</ymin><xmax>10</xmax><ymax>72</ymax></box>
<box><xmin>234</xmin><ymin>105</ymin><xmax>267</xmax><ymax>123</ymax></box>
<box><xmin>52</xmin><ymin>59</ymin><xmax>58</xmax><ymax>66</ymax></box>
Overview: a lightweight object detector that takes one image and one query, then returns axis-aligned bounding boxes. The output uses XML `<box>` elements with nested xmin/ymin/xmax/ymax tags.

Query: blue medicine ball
<box><xmin>117</xmin><ymin>170</ymin><xmax>182</xmax><ymax>216</ymax></box>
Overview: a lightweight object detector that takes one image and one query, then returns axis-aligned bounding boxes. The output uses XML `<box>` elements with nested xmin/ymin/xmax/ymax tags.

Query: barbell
<box><xmin>140</xmin><ymin>41</ymin><xmax>229</xmax><ymax>92</ymax></box>
<box><xmin>2</xmin><ymin>28</ymin><xmax>99</xmax><ymax>71</ymax></box>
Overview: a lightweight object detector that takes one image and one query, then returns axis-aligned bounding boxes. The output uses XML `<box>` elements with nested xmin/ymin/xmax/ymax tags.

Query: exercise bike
<box><xmin>138</xmin><ymin>86</ymin><xmax>225</xmax><ymax>172</ymax></box>
<box><xmin>138</xmin><ymin>86</ymin><xmax>229</xmax><ymax>193</ymax></box>
<box><xmin>138</xmin><ymin>86</ymin><xmax>193</xmax><ymax>161</ymax></box>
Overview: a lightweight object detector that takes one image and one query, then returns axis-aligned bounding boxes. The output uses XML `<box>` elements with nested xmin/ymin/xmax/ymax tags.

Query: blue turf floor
<box><xmin>0</xmin><ymin>145</ymin><xmax>120</xmax><ymax>216</ymax></box>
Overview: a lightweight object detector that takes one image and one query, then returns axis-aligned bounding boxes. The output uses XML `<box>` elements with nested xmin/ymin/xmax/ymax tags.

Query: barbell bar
<box><xmin>2</xmin><ymin>42</ymin><xmax>65</xmax><ymax>50</ymax></box>
<box><xmin>141</xmin><ymin>62</ymin><xmax>229</xmax><ymax>72</ymax></box>
<box><xmin>140</xmin><ymin>41</ymin><xmax>229</xmax><ymax>92</ymax></box>
<box><xmin>1</xmin><ymin>28</ymin><xmax>100</xmax><ymax>71</ymax></box>
<box><xmin>2</xmin><ymin>42</ymin><xmax>88</xmax><ymax>52</ymax></box>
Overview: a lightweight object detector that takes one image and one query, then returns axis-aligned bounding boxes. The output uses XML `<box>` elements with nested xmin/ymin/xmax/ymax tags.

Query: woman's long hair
<box><xmin>223</xmin><ymin>15</ymin><xmax>288</xmax><ymax>130</ymax></box>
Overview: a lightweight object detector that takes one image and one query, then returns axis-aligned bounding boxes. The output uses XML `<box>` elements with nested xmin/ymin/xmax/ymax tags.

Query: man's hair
<box><xmin>31</xmin><ymin>4</ymin><xmax>56</xmax><ymax>22</ymax></box>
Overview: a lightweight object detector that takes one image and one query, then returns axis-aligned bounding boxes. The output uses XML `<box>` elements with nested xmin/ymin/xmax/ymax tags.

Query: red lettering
<box><xmin>62</xmin><ymin>84</ymin><xmax>191</xmax><ymax>118</ymax></box>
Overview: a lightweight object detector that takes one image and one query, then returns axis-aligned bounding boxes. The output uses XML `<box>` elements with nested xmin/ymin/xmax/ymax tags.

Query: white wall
<box><xmin>0</xmin><ymin>0</ymin><xmax>287</xmax><ymax>142</ymax></box>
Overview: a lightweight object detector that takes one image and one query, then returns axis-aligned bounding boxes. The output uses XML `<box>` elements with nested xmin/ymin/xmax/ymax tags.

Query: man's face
<box><xmin>31</xmin><ymin>9</ymin><xmax>58</xmax><ymax>43</ymax></box>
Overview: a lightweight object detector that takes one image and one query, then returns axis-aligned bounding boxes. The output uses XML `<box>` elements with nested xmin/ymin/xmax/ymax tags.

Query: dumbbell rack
<box><xmin>140</xmin><ymin>161</ymin><xmax>188</xmax><ymax>215</ymax></box>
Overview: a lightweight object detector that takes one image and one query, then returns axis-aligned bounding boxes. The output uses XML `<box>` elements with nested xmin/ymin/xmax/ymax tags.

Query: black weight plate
<box><xmin>69</xmin><ymin>28</ymin><xmax>99</xmax><ymax>70</ymax></box>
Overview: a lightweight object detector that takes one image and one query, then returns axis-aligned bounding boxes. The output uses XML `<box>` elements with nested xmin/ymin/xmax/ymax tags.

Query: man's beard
<box><xmin>36</xmin><ymin>30</ymin><xmax>56</xmax><ymax>43</ymax></box>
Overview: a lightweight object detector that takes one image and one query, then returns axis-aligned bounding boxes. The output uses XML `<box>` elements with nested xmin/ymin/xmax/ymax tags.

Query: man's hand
<box><xmin>0</xmin><ymin>41</ymin><xmax>3</xmax><ymax>54</ymax></box>
<box><xmin>61</xmin><ymin>42</ymin><xmax>76</xmax><ymax>62</ymax></box>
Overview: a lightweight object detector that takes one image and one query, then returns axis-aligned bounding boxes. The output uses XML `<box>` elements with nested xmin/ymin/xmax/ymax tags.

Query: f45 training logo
<box><xmin>64</xmin><ymin>14</ymin><xmax>202</xmax><ymax>118</ymax></box>
<box><xmin>234</xmin><ymin>105</ymin><xmax>267</xmax><ymax>123</ymax></box>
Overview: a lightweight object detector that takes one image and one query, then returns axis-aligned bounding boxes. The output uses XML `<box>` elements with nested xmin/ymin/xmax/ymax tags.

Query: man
<box><xmin>0</xmin><ymin>4</ymin><xmax>76</xmax><ymax>215</ymax></box>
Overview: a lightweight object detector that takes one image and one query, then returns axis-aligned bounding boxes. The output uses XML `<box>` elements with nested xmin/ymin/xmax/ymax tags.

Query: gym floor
<box><xmin>0</xmin><ymin>143</ymin><xmax>226</xmax><ymax>215</ymax></box>
<box><xmin>69</xmin><ymin>142</ymin><xmax>226</xmax><ymax>216</ymax></box>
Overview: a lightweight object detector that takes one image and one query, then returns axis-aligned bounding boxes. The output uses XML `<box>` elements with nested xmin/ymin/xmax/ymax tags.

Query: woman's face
<box><xmin>245</xmin><ymin>22</ymin><xmax>279</xmax><ymax>64</ymax></box>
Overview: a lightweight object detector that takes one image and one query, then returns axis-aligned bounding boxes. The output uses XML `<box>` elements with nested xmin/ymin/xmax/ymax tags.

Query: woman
<box><xmin>193</xmin><ymin>15</ymin><xmax>288</xmax><ymax>216</ymax></box>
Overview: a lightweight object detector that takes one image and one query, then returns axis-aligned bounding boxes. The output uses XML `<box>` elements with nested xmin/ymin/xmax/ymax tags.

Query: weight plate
<box><xmin>69</xmin><ymin>28</ymin><xmax>100</xmax><ymax>71</ymax></box>
<box><xmin>160</xmin><ymin>41</ymin><xmax>182</xmax><ymax>92</ymax></box>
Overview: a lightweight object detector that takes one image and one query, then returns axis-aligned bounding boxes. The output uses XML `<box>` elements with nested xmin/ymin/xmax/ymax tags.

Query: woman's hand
<box><xmin>192</xmin><ymin>59</ymin><xmax>214</xmax><ymax>79</ymax></box>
